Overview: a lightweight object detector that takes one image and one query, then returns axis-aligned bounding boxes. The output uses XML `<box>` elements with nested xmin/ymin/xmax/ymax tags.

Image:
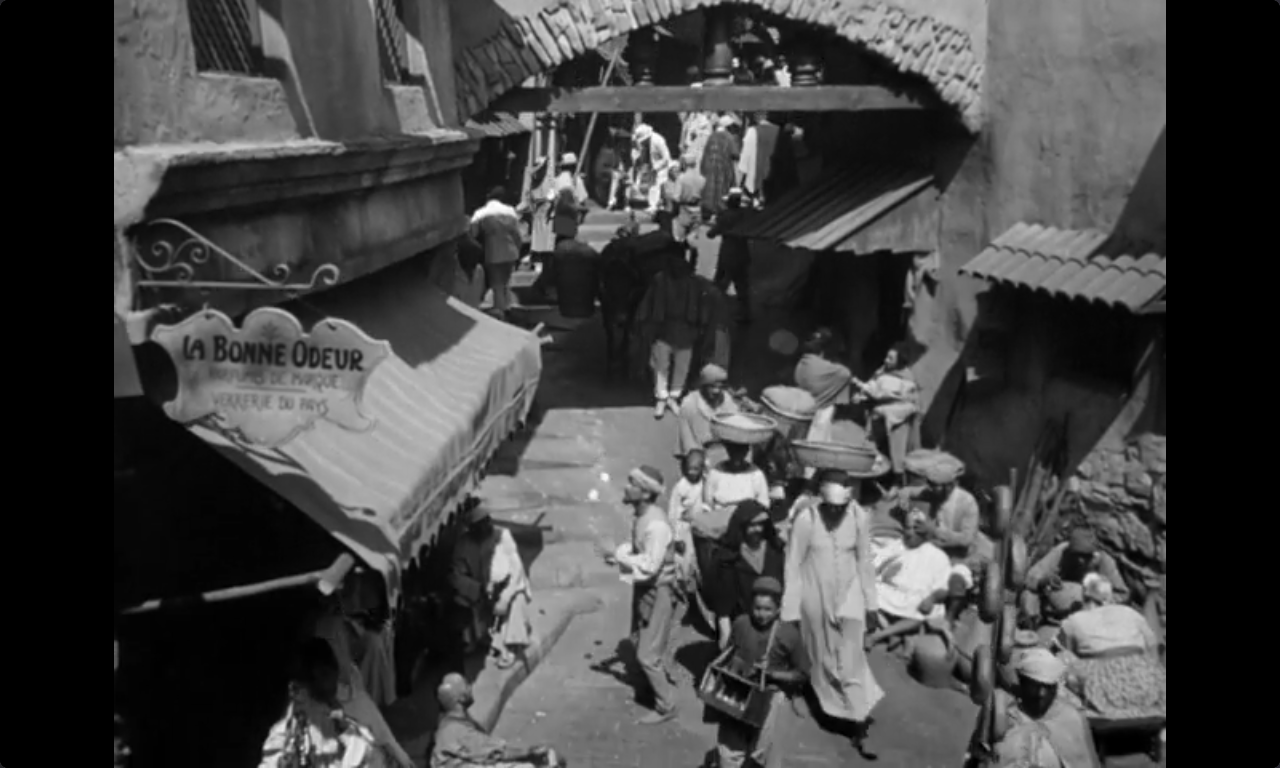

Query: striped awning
<box><xmin>186</xmin><ymin>260</ymin><xmax>542</xmax><ymax>601</ymax></box>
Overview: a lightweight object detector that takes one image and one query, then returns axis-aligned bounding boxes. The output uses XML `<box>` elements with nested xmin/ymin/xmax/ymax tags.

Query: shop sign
<box><xmin>151</xmin><ymin>308</ymin><xmax>392</xmax><ymax>448</ymax></box>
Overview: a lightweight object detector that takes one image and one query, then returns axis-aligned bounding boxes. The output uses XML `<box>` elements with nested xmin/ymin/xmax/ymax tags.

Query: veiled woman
<box><xmin>781</xmin><ymin>466</ymin><xmax>886</xmax><ymax>756</ymax></box>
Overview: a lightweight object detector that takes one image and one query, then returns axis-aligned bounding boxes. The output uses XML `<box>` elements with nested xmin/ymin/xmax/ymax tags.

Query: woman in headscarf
<box><xmin>1057</xmin><ymin>574</ymin><xmax>1165</xmax><ymax>721</ymax></box>
<box><xmin>695</xmin><ymin>438</ymin><xmax>771</xmax><ymax>643</ymax></box>
<box><xmin>794</xmin><ymin>328</ymin><xmax>855</xmax><ymax>444</ymax></box>
<box><xmin>706</xmin><ymin>500</ymin><xmax>787</xmax><ymax>648</ymax></box>
<box><xmin>974</xmin><ymin>648</ymin><xmax>1101</xmax><ymax>768</ymax></box>
<box><xmin>781</xmin><ymin>466</ymin><xmax>885</xmax><ymax>757</ymax></box>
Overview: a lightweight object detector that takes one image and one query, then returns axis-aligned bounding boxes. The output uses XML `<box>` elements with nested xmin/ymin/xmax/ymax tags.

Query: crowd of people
<box><xmin>577</xmin><ymin>337</ymin><xmax>1166</xmax><ymax>768</ymax></box>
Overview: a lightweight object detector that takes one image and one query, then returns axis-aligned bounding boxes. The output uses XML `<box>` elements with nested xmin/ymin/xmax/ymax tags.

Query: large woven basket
<box><xmin>760</xmin><ymin>386</ymin><xmax>816</xmax><ymax>436</ymax></box>
<box><xmin>710</xmin><ymin>413</ymin><xmax>779</xmax><ymax>445</ymax></box>
<box><xmin>791</xmin><ymin>440</ymin><xmax>882</xmax><ymax>473</ymax></box>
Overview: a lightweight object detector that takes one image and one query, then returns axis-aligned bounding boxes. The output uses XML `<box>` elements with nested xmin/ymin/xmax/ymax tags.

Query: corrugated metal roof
<box><xmin>727</xmin><ymin>160</ymin><xmax>935</xmax><ymax>252</ymax></box>
<box><xmin>960</xmin><ymin>222</ymin><xmax>1166</xmax><ymax>313</ymax></box>
<box><xmin>464</xmin><ymin>111</ymin><xmax>532</xmax><ymax>139</ymax></box>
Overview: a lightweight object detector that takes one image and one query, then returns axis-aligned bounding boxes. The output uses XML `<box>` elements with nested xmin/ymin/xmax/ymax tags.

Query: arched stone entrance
<box><xmin>453</xmin><ymin>0</ymin><xmax>984</xmax><ymax>131</ymax></box>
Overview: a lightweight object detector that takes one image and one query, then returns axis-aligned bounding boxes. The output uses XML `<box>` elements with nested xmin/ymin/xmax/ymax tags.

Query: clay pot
<box><xmin>1006</xmin><ymin>534</ymin><xmax>1029</xmax><ymax>591</ymax></box>
<box><xmin>969</xmin><ymin>644</ymin><xmax>994</xmax><ymax>706</ymax></box>
<box><xmin>979</xmin><ymin>561</ymin><xmax>1004</xmax><ymax>624</ymax></box>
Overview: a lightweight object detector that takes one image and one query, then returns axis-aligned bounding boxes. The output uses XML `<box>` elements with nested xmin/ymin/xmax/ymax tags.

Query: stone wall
<box><xmin>1070</xmin><ymin>432</ymin><xmax>1166</xmax><ymax>634</ymax></box>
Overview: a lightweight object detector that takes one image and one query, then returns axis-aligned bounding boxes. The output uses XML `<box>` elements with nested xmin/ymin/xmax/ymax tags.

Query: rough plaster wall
<box><xmin>905</xmin><ymin>0</ymin><xmax>1165</xmax><ymax>482</ymax></box>
<box><xmin>450</xmin><ymin>0</ymin><xmax>987</xmax><ymax>130</ymax></box>
<box><xmin>114</xmin><ymin>0</ymin><xmax>297</xmax><ymax>146</ymax></box>
<box><xmin>264</xmin><ymin>0</ymin><xmax>401</xmax><ymax>141</ymax></box>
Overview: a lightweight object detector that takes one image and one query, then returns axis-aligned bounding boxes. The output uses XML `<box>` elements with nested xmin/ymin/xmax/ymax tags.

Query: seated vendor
<box><xmin>971</xmin><ymin>648</ymin><xmax>1101</xmax><ymax>768</ymax></box>
<box><xmin>900</xmin><ymin>450</ymin><xmax>993</xmax><ymax>592</ymax></box>
<box><xmin>1021</xmin><ymin>525</ymin><xmax>1128</xmax><ymax>628</ymax></box>
<box><xmin>866</xmin><ymin>510</ymin><xmax>964</xmax><ymax>654</ymax></box>
<box><xmin>431</xmin><ymin>674</ymin><xmax>563</xmax><ymax>768</ymax></box>
<box><xmin>1056</xmin><ymin>574</ymin><xmax>1165</xmax><ymax>722</ymax></box>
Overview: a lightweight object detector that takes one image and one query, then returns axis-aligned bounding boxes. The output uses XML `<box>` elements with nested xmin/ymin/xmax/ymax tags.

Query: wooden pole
<box><xmin>120</xmin><ymin>554</ymin><xmax>357</xmax><ymax>615</ymax></box>
<box><xmin>575</xmin><ymin>50</ymin><xmax>621</xmax><ymax>178</ymax></box>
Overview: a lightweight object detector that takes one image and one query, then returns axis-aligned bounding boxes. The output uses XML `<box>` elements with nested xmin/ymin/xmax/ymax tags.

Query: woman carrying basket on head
<box><xmin>690</xmin><ymin>412</ymin><xmax>775</xmax><ymax>646</ymax></box>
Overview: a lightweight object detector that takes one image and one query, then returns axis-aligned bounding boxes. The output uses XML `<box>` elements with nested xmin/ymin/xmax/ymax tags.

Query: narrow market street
<box><xmin>474</xmin><ymin>214</ymin><xmax>978</xmax><ymax>767</ymax></box>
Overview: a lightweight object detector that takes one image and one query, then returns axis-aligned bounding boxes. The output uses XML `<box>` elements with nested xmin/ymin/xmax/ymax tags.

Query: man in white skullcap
<box><xmin>601</xmin><ymin>465</ymin><xmax>681</xmax><ymax>724</ymax></box>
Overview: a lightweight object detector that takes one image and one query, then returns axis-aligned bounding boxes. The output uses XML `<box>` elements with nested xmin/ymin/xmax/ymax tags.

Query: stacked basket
<box><xmin>760</xmin><ymin>386</ymin><xmax>817</xmax><ymax>440</ymax></box>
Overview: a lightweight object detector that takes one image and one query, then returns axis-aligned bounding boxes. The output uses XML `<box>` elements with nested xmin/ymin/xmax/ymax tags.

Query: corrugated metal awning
<box><xmin>726</xmin><ymin>159</ymin><xmax>936</xmax><ymax>253</ymax></box>
<box><xmin>960</xmin><ymin>222</ymin><xmax>1166</xmax><ymax>313</ymax></box>
<box><xmin>185</xmin><ymin>261</ymin><xmax>542</xmax><ymax>601</ymax></box>
<box><xmin>464</xmin><ymin>111</ymin><xmax>533</xmax><ymax>139</ymax></box>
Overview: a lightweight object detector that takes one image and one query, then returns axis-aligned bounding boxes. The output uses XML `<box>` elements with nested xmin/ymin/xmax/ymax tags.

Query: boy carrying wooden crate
<box><xmin>712</xmin><ymin>576</ymin><xmax>811</xmax><ymax>768</ymax></box>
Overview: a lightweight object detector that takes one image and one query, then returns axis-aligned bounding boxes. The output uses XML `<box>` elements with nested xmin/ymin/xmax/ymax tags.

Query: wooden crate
<box><xmin>697</xmin><ymin>649</ymin><xmax>774</xmax><ymax>728</ymax></box>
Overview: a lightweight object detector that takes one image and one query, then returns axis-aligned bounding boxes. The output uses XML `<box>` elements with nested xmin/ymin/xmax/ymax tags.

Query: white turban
<box><xmin>1083</xmin><ymin>573</ymin><xmax>1115</xmax><ymax>604</ymax></box>
<box><xmin>634</xmin><ymin>124</ymin><xmax>653</xmax><ymax>142</ymax></box>
<box><xmin>1015</xmin><ymin>648</ymin><xmax>1067</xmax><ymax>686</ymax></box>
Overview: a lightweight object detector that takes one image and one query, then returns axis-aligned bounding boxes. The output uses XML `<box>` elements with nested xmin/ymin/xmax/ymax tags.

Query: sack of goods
<box><xmin>904</xmin><ymin>449</ymin><xmax>965</xmax><ymax>485</ymax></box>
<box><xmin>711</xmin><ymin>413</ymin><xmax>779</xmax><ymax>445</ymax></box>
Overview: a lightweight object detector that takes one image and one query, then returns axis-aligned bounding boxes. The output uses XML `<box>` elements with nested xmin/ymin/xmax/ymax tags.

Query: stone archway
<box><xmin>453</xmin><ymin>0</ymin><xmax>984</xmax><ymax>132</ymax></box>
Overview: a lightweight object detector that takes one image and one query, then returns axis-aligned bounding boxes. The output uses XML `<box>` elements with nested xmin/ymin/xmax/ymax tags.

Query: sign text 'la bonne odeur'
<box><xmin>151</xmin><ymin>307</ymin><xmax>392</xmax><ymax>448</ymax></box>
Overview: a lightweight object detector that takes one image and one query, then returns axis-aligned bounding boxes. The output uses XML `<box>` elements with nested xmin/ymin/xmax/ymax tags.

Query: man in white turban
<box><xmin>900</xmin><ymin>450</ymin><xmax>993</xmax><ymax>589</ymax></box>
<box><xmin>600</xmin><ymin>466</ymin><xmax>681</xmax><ymax>724</ymax></box>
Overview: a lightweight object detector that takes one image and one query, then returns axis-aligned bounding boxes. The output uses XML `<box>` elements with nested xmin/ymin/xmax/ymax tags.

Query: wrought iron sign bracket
<box><xmin>133</xmin><ymin>218</ymin><xmax>340</xmax><ymax>293</ymax></box>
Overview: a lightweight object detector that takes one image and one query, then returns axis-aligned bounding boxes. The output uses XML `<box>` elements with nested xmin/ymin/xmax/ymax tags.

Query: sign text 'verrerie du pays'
<box><xmin>151</xmin><ymin>308</ymin><xmax>392</xmax><ymax>448</ymax></box>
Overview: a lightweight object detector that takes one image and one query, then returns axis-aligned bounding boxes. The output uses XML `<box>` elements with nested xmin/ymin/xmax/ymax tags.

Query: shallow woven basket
<box><xmin>791</xmin><ymin>440</ymin><xmax>881</xmax><ymax>473</ymax></box>
<box><xmin>761</xmin><ymin>400</ymin><xmax>814</xmax><ymax>433</ymax></box>
<box><xmin>710</xmin><ymin>413</ymin><xmax>779</xmax><ymax>445</ymax></box>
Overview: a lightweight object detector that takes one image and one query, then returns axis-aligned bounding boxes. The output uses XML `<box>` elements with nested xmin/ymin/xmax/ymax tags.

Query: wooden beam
<box><xmin>119</xmin><ymin>554</ymin><xmax>356</xmax><ymax>615</ymax></box>
<box><xmin>1140</xmin><ymin>300</ymin><xmax>1165</xmax><ymax>315</ymax></box>
<box><xmin>489</xmin><ymin>85</ymin><xmax>929</xmax><ymax>114</ymax></box>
